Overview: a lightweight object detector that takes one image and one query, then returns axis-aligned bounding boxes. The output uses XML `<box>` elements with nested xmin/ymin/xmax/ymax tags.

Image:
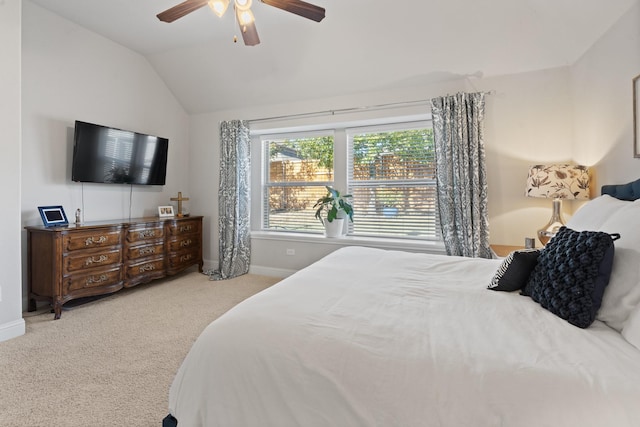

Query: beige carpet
<box><xmin>0</xmin><ymin>270</ymin><xmax>279</xmax><ymax>427</ymax></box>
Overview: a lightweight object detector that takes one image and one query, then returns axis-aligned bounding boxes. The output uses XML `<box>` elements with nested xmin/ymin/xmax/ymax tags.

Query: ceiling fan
<box><xmin>157</xmin><ymin>0</ymin><xmax>326</xmax><ymax>46</ymax></box>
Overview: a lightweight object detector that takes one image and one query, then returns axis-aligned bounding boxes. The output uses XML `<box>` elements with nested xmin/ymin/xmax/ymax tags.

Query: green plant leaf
<box><xmin>314</xmin><ymin>186</ymin><xmax>354</xmax><ymax>224</ymax></box>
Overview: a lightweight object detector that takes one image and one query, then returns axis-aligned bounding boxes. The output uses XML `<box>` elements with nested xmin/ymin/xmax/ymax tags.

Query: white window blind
<box><xmin>262</xmin><ymin>132</ymin><xmax>334</xmax><ymax>233</ymax></box>
<box><xmin>347</xmin><ymin>121</ymin><xmax>440</xmax><ymax>240</ymax></box>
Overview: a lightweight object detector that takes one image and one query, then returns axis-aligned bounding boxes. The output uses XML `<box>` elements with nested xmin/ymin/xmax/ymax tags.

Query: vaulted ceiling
<box><xmin>27</xmin><ymin>0</ymin><xmax>637</xmax><ymax>114</ymax></box>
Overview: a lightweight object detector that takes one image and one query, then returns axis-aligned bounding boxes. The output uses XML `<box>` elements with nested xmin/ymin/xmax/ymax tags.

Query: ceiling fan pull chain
<box><xmin>232</xmin><ymin>2</ymin><xmax>239</xmax><ymax>43</ymax></box>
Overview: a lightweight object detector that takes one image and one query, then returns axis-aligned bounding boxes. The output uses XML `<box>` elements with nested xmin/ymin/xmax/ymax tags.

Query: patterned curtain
<box><xmin>210</xmin><ymin>120</ymin><xmax>251</xmax><ymax>280</ymax></box>
<box><xmin>430</xmin><ymin>92</ymin><xmax>491</xmax><ymax>258</ymax></box>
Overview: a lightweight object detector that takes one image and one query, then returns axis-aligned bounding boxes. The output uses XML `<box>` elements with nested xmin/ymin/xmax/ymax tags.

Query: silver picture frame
<box><xmin>158</xmin><ymin>205</ymin><xmax>175</xmax><ymax>218</ymax></box>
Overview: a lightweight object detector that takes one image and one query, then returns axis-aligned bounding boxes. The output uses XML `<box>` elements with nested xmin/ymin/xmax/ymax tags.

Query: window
<box><xmin>260</xmin><ymin>119</ymin><xmax>440</xmax><ymax>242</ymax></box>
<box><xmin>347</xmin><ymin>122</ymin><xmax>439</xmax><ymax>240</ymax></box>
<box><xmin>263</xmin><ymin>132</ymin><xmax>334</xmax><ymax>233</ymax></box>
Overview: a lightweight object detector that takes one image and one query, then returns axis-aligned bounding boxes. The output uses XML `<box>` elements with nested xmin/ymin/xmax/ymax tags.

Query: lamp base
<box><xmin>537</xmin><ymin>199</ymin><xmax>565</xmax><ymax>246</ymax></box>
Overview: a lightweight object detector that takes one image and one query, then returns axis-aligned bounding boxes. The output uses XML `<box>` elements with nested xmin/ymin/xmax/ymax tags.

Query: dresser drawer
<box><xmin>64</xmin><ymin>248</ymin><xmax>122</xmax><ymax>274</ymax></box>
<box><xmin>126</xmin><ymin>242</ymin><xmax>164</xmax><ymax>261</ymax></box>
<box><xmin>64</xmin><ymin>229</ymin><xmax>122</xmax><ymax>252</ymax></box>
<box><xmin>125</xmin><ymin>258</ymin><xmax>165</xmax><ymax>284</ymax></box>
<box><xmin>126</xmin><ymin>224</ymin><xmax>164</xmax><ymax>244</ymax></box>
<box><xmin>167</xmin><ymin>235</ymin><xmax>200</xmax><ymax>252</ymax></box>
<box><xmin>167</xmin><ymin>248</ymin><xmax>199</xmax><ymax>273</ymax></box>
<box><xmin>167</xmin><ymin>219</ymin><xmax>201</xmax><ymax>237</ymax></box>
<box><xmin>64</xmin><ymin>266</ymin><xmax>122</xmax><ymax>293</ymax></box>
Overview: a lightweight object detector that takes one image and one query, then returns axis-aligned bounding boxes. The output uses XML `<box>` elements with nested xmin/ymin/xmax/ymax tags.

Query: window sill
<box><xmin>250</xmin><ymin>230</ymin><xmax>447</xmax><ymax>254</ymax></box>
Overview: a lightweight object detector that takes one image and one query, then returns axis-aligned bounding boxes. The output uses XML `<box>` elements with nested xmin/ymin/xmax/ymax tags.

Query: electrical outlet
<box><xmin>286</xmin><ymin>249</ymin><xmax>295</xmax><ymax>256</ymax></box>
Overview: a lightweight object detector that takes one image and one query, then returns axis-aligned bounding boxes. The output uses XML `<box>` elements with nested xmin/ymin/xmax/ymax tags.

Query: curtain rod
<box><xmin>248</xmin><ymin>91</ymin><xmax>494</xmax><ymax>124</ymax></box>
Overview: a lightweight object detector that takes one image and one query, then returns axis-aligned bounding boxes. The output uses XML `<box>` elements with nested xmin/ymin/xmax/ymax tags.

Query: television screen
<box><xmin>71</xmin><ymin>121</ymin><xmax>168</xmax><ymax>185</ymax></box>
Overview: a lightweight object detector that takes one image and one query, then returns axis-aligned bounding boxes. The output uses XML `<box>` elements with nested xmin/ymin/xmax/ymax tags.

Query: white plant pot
<box><xmin>335</xmin><ymin>209</ymin><xmax>351</xmax><ymax>235</ymax></box>
<box><xmin>323</xmin><ymin>218</ymin><xmax>345</xmax><ymax>238</ymax></box>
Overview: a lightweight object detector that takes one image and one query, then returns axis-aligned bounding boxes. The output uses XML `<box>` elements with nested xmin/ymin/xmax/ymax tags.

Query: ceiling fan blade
<box><xmin>261</xmin><ymin>0</ymin><xmax>325</xmax><ymax>22</ymax></box>
<box><xmin>236</xmin><ymin>9</ymin><xmax>261</xmax><ymax>46</ymax></box>
<box><xmin>157</xmin><ymin>0</ymin><xmax>209</xmax><ymax>23</ymax></box>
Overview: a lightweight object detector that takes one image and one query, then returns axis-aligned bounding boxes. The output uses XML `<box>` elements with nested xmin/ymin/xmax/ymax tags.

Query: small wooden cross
<box><xmin>170</xmin><ymin>192</ymin><xmax>189</xmax><ymax>218</ymax></box>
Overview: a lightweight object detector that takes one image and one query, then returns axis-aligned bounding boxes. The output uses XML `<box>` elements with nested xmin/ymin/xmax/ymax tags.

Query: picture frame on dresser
<box><xmin>158</xmin><ymin>205</ymin><xmax>174</xmax><ymax>217</ymax></box>
<box><xmin>634</xmin><ymin>73</ymin><xmax>640</xmax><ymax>157</ymax></box>
<box><xmin>37</xmin><ymin>205</ymin><xmax>69</xmax><ymax>227</ymax></box>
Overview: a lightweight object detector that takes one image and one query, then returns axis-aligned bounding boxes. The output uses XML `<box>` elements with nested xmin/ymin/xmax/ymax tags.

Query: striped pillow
<box><xmin>488</xmin><ymin>249</ymin><xmax>541</xmax><ymax>292</ymax></box>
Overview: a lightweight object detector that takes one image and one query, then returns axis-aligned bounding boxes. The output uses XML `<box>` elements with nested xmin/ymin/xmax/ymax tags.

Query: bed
<box><xmin>163</xmin><ymin>181</ymin><xmax>640</xmax><ymax>426</ymax></box>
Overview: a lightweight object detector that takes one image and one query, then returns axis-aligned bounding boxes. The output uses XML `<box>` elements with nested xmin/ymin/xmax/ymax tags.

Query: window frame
<box><xmin>261</xmin><ymin>130</ymin><xmax>335</xmax><ymax>234</ymax></box>
<box><xmin>345</xmin><ymin>120</ymin><xmax>439</xmax><ymax>241</ymax></box>
<box><xmin>252</xmin><ymin>112</ymin><xmax>445</xmax><ymax>251</ymax></box>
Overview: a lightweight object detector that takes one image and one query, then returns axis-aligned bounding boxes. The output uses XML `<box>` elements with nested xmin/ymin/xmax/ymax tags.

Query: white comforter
<box><xmin>168</xmin><ymin>247</ymin><xmax>640</xmax><ymax>426</ymax></box>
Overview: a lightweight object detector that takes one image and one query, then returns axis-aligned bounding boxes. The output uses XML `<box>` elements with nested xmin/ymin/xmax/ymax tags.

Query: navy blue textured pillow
<box><xmin>523</xmin><ymin>227</ymin><xmax>619</xmax><ymax>328</ymax></box>
<box><xmin>488</xmin><ymin>249</ymin><xmax>541</xmax><ymax>292</ymax></box>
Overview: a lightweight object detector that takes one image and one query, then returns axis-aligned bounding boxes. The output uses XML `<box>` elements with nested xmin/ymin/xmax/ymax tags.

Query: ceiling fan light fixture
<box><xmin>237</xmin><ymin>8</ymin><xmax>255</xmax><ymax>25</ymax></box>
<box><xmin>208</xmin><ymin>0</ymin><xmax>229</xmax><ymax>18</ymax></box>
<box><xmin>234</xmin><ymin>0</ymin><xmax>252</xmax><ymax>11</ymax></box>
<box><xmin>157</xmin><ymin>0</ymin><xmax>325</xmax><ymax>46</ymax></box>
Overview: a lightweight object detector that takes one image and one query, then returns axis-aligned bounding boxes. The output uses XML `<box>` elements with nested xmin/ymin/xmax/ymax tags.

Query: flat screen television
<box><xmin>71</xmin><ymin>120</ymin><xmax>169</xmax><ymax>185</ymax></box>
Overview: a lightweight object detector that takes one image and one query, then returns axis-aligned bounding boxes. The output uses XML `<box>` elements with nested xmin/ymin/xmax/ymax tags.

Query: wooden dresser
<box><xmin>26</xmin><ymin>216</ymin><xmax>203</xmax><ymax>319</ymax></box>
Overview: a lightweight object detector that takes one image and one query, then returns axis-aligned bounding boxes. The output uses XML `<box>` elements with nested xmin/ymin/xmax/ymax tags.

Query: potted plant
<box><xmin>313</xmin><ymin>186</ymin><xmax>354</xmax><ymax>237</ymax></box>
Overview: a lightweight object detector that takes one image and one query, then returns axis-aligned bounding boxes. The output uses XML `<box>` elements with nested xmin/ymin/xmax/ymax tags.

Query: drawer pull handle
<box><xmin>180</xmin><ymin>254</ymin><xmax>193</xmax><ymax>262</ymax></box>
<box><xmin>180</xmin><ymin>239</ymin><xmax>192</xmax><ymax>247</ymax></box>
<box><xmin>85</xmin><ymin>236</ymin><xmax>107</xmax><ymax>246</ymax></box>
<box><xmin>139</xmin><ymin>247</ymin><xmax>156</xmax><ymax>255</ymax></box>
<box><xmin>139</xmin><ymin>264</ymin><xmax>155</xmax><ymax>273</ymax></box>
<box><xmin>86</xmin><ymin>274</ymin><xmax>108</xmax><ymax>285</ymax></box>
<box><xmin>85</xmin><ymin>255</ymin><xmax>108</xmax><ymax>266</ymax></box>
<box><xmin>179</xmin><ymin>225</ymin><xmax>192</xmax><ymax>232</ymax></box>
<box><xmin>138</xmin><ymin>230</ymin><xmax>157</xmax><ymax>239</ymax></box>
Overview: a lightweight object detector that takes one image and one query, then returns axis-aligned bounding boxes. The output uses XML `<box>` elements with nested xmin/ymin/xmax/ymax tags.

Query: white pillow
<box><xmin>622</xmin><ymin>304</ymin><xmax>640</xmax><ymax>351</ymax></box>
<box><xmin>566</xmin><ymin>195</ymin><xmax>632</xmax><ymax>231</ymax></box>
<box><xmin>596</xmin><ymin>202</ymin><xmax>640</xmax><ymax>331</ymax></box>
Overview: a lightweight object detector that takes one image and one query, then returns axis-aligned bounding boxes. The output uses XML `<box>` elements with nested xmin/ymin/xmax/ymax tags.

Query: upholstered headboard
<box><xmin>601</xmin><ymin>178</ymin><xmax>640</xmax><ymax>201</ymax></box>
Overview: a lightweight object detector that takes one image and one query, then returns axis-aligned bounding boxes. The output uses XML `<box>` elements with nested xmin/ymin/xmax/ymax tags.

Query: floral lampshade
<box><xmin>525</xmin><ymin>164</ymin><xmax>591</xmax><ymax>200</ymax></box>
<box><xmin>525</xmin><ymin>164</ymin><xmax>591</xmax><ymax>245</ymax></box>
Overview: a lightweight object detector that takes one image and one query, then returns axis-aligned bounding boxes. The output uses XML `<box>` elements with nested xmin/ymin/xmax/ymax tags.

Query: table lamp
<box><xmin>525</xmin><ymin>164</ymin><xmax>591</xmax><ymax>245</ymax></box>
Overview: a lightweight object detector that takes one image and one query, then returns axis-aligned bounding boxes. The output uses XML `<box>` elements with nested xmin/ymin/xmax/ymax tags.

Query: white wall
<box><xmin>0</xmin><ymin>0</ymin><xmax>26</xmax><ymax>342</ymax></box>
<box><xmin>571</xmin><ymin>2</ymin><xmax>640</xmax><ymax>187</ymax></box>
<box><xmin>189</xmin><ymin>68</ymin><xmax>577</xmax><ymax>275</ymax></box>
<box><xmin>481</xmin><ymin>68</ymin><xmax>576</xmax><ymax>246</ymax></box>
<box><xmin>19</xmin><ymin>2</ymin><xmax>191</xmax><ymax>309</ymax></box>
<box><xmin>21</xmin><ymin>2</ymin><xmax>190</xmax><ymax>224</ymax></box>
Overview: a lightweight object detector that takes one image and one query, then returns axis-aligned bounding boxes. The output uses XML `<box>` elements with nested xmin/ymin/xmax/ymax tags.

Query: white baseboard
<box><xmin>202</xmin><ymin>259</ymin><xmax>218</xmax><ymax>273</ymax></box>
<box><xmin>0</xmin><ymin>318</ymin><xmax>25</xmax><ymax>343</ymax></box>
<box><xmin>249</xmin><ymin>265</ymin><xmax>296</xmax><ymax>278</ymax></box>
<box><xmin>205</xmin><ymin>257</ymin><xmax>296</xmax><ymax>278</ymax></box>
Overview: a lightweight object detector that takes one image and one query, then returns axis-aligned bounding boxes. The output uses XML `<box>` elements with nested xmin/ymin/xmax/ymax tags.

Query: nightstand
<box><xmin>490</xmin><ymin>245</ymin><xmax>526</xmax><ymax>258</ymax></box>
